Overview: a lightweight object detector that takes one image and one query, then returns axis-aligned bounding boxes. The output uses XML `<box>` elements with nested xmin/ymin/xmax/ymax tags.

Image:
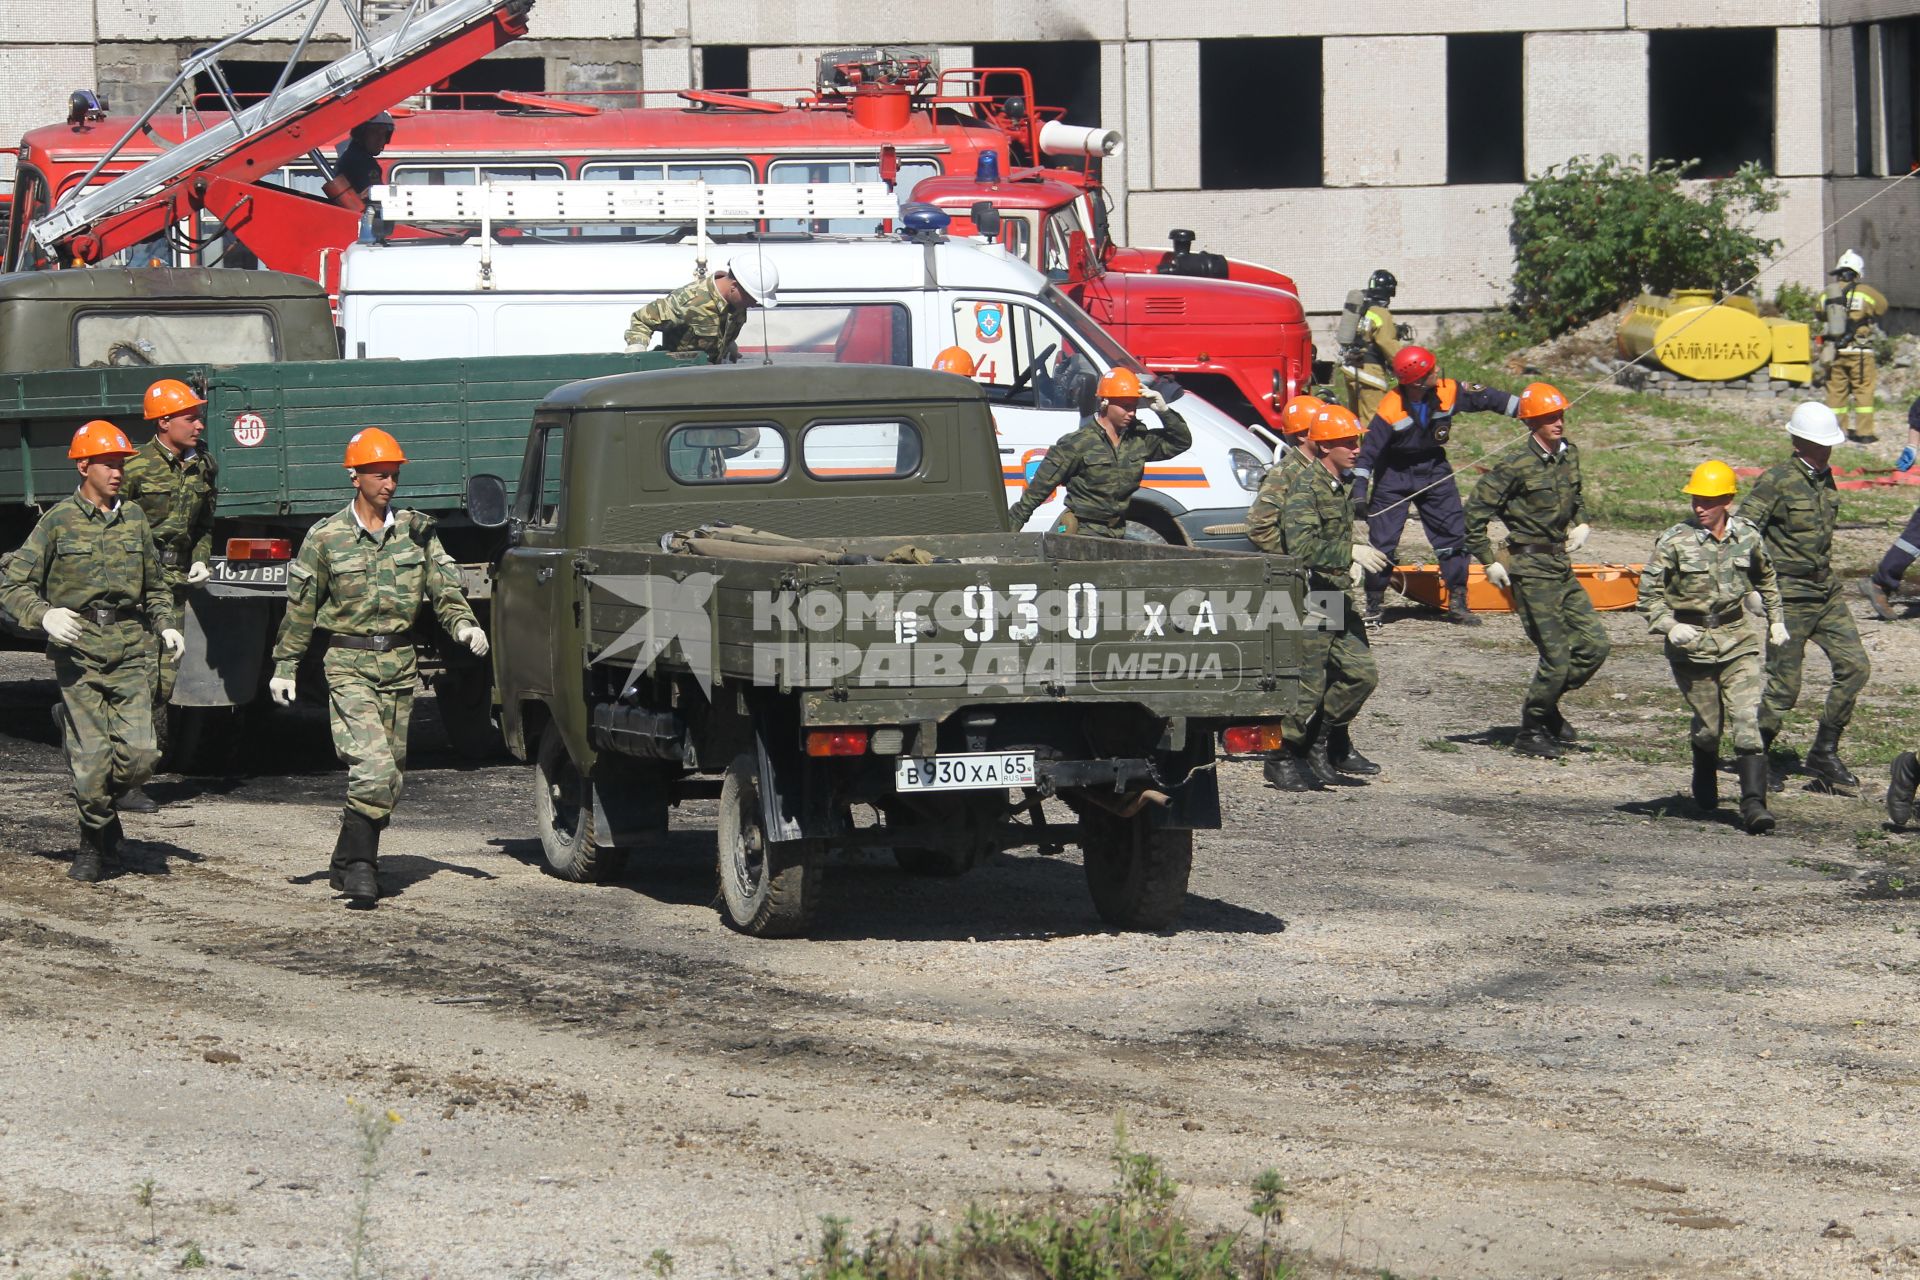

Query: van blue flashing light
<box><xmin>901</xmin><ymin>204</ymin><xmax>951</xmax><ymax>232</ymax></box>
<box><xmin>975</xmin><ymin>149</ymin><xmax>1001</xmax><ymax>184</ymax></box>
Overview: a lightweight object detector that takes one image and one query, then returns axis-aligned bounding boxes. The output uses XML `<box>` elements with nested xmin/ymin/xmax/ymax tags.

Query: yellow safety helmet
<box><xmin>1681</xmin><ymin>460</ymin><xmax>1738</xmax><ymax>498</ymax></box>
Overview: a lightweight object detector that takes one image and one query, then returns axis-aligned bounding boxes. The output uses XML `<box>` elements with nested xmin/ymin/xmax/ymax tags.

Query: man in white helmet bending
<box><xmin>623</xmin><ymin>256</ymin><xmax>780</xmax><ymax>364</ymax></box>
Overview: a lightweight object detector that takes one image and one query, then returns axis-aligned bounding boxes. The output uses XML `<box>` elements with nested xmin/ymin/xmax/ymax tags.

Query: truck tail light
<box><xmin>805</xmin><ymin>729</ymin><xmax>869</xmax><ymax>757</ymax></box>
<box><xmin>1222</xmin><ymin>723</ymin><xmax>1284</xmax><ymax>755</ymax></box>
<box><xmin>225</xmin><ymin>538</ymin><xmax>294</xmax><ymax>561</ymax></box>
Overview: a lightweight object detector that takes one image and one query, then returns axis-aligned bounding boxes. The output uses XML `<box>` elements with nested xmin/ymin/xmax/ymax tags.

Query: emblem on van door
<box><xmin>232</xmin><ymin>412</ymin><xmax>267</xmax><ymax>448</ymax></box>
<box><xmin>974</xmin><ymin>302</ymin><xmax>1004</xmax><ymax>343</ymax></box>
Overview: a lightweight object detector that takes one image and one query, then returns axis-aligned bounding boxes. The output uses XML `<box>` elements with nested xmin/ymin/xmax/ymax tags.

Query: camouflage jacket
<box><xmin>1279</xmin><ymin>458</ymin><xmax>1359</xmax><ymax>589</ymax></box>
<box><xmin>1245</xmin><ymin>444</ymin><xmax>1312</xmax><ymax>554</ymax></box>
<box><xmin>1737</xmin><ymin>457</ymin><xmax>1840</xmax><ymax>600</ymax></box>
<box><xmin>123</xmin><ymin>437</ymin><xmax>218</xmax><ymax>584</ymax></box>
<box><xmin>1464</xmin><ymin>437</ymin><xmax>1587</xmax><ymax>577</ymax></box>
<box><xmin>1007</xmin><ymin>408</ymin><xmax>1192</xmax><ymax>531</ymax></box>
<box><xmin>0</xmin><ymin>492</ymin><xmax>175</xmax><ymax>649</ymax></box>
<box><xmin>1826</xmin><ymin>282</ymin><xmax>1882</xmax><ymax>351</ymax></box>
<box><xmin>271</xmin><ymin>503</ymin><xmax>478</xmax><ymax>680</ymax></box>
<box><xmin>1637</xmin><ymin>515</ymin><xmax>1783</xmax><ymax>661</ymax></box>
<box><xmin>624</xmin><ymin>275</ymin><xmax>745</xmax><ymax>364</ymax></box>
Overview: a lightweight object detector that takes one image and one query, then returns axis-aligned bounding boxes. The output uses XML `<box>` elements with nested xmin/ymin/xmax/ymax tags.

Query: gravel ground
<box><xmin>2</xmin><ymin>568</ymin><xmax>1918</xmax><ymax>1279</ymax></box>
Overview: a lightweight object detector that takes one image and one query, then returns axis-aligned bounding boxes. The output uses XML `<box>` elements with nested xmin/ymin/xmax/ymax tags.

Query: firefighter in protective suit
<box><xmin>1335</xmin><ymin>269</ymin><xmax>1405</xmax><ymax>423</ymax></box>
<box><xmin>1351</xmin><ymin>346</ymin><xmax>1520</xmax><ymax>625</ymax></box>
<box><xmin>1824</xmin><ymin>249</ymin><xmax>1885</xmax><ymax>443</ymax></box>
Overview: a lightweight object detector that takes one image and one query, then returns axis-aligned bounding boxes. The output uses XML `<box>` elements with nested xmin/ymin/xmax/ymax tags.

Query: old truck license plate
<box><xmin>895</xmin><ymin>751</ymin><xmax>1037</xmax><ymax>792</ymax></box>
<box><xmin>212</xmin><ymin>561</ymin><xmax>288</xmax><ymax>586</ymax></box>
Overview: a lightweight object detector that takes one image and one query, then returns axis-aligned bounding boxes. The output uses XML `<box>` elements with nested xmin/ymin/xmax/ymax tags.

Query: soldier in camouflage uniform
<box><xmin>623</xmin><ymin>256</ymin><xmax>778</xmax><ymax>364</ymax></box>
<box><xmin>1007</xmin><ymin>367</ymin><xmax>1192</xmax><ymax>537</ymax></box>
<box><xmin>1465</xmin><ymin>383</ymin><xmax>1610</xmax><ymax>759</ymax></box>
<box><xmin>1823</xmin><ymin>250</ymin><xmax>1885</xmax><ymax>442</ymax></box>
<box><xmin>119</xmin><ymin>377</ymin><xmax>218</xmax><ymax>809</ymax></box>
<box><xmin>0</xmin><ymin>421</ymin><xmax>184</xmax><ymax>881</ymax></box>
<box><xmin>1257</xmin><ymin>403</ymin><xmax>1386</xmax><ymax>790</ymax></box>
<box><xmin>1243</xmin><ymin>394</ymin><xmax>1321</xmax><ymax>556</ymax></box>
<box><xmin>1739</xmin><ymin>403</ymin><xmax>1868</xmax><ymax>793</ymax></box>
<box><xmin>1638</xmin><ymin>460</ymin><xmax>1788</xmax><ymax>834</ymax></box>
<box><xmin>268</xmin><ymin>428</ymin><xmax>485</xmax><ymax>907</ymax></box>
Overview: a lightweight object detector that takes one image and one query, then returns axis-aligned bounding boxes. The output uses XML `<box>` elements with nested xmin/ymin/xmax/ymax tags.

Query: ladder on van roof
<box><xmin>28</xmin><ymin>0</ymin><xmax>532</xmax><ymax>266</ymax></box>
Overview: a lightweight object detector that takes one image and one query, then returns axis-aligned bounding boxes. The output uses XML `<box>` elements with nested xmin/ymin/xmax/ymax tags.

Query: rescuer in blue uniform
<box><xmin>1350</xmin><ymin>346</ymin><xmax>1520</xmax><ymax>626</ymax></box>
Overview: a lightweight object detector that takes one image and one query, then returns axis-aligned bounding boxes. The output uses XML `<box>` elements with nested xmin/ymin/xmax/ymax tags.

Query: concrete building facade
<box><xmin>6</xmin><ymin>1</ymin><xmax>1919</xmax><ymax>318</ymax></box>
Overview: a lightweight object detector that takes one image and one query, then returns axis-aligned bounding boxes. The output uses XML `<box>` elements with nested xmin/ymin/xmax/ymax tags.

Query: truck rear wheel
<box><xmin>534</xmin><ymin>722</ymin><xmax>624</xmax><ymax>883</ymax></box>
<box><xmin>717</xmin><ymin>754</ymin><xmax>821</xmax><ymax>937</ymax></box>
<box><xmin>1079</xmin><ymin>810</ymin><xmax>1193</xmax><ymax>931</ymax></box>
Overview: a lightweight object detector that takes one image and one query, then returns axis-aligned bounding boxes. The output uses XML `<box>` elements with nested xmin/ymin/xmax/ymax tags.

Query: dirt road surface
<box><xmin>3</xmin><ymin>554</ymin><xmax>1918</xmax><ymax>1279</ymax></box>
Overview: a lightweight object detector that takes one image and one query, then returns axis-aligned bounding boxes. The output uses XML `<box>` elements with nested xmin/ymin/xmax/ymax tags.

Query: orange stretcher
<box><xmin>1390</xmin><ymin>563</ymin><xmax>1645</xmax><ymax>613</ymax></box>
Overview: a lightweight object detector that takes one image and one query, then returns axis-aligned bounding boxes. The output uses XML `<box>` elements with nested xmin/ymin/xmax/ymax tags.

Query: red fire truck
<box><xmin>7</xmin><ymin>48</ymin><xmax>1309</xmax><ymax>429</ymax></box>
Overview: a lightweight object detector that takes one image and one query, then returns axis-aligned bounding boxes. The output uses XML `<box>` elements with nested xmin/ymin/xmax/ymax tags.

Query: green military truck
<box><xmin>0</xmin><ymin>267</ymin><xmax>678</xmax><ymax>764</ymax></box>
<box><xmin>470</xmin><ymin>363</ymin><xmax>1313</xmax><ymax>936</ymax></box>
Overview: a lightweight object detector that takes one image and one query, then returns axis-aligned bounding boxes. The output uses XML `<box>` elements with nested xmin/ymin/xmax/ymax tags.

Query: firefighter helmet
<box><xmin>932</xmin><ymin>346</ymin><xmax>975</xmax><ymax>376</ymax></box>
<box><xmin>143</xmin><ymin>378</ymin><xmax>206</xmax><ymax>421</ymax></box>
<box><xmin>1518</xmin><ymin>382</ymin><xmax>1569</xmax><ymax>421</ymax></box>
<box><xmin>344</xmin><ymin>427</ymin><xmax>407</xmax><ymax>469</ymax></box>
<box><xmin>1833</xmin><ymin>249</ymin><xmax>1865</xmax><ymax>277</ymax></box>
<box><xmin>1097</xmin><ymin>367</ymin><xmax>1144</xmax><ymax>401</ymax></box>
<box><xmin>69</xmin><ymin>420</ymin><xmax>135</xmax><ymax>461</ymax></box>
<box><xmin>1392</xmin><ymin>346</ymin><xmax>1436</xmax><ymax>384</ymax></box>
<box><xmin>1279</xmin><ymin>394</ymin><xmax>1324</xmax><ymax>438</ymax></box>
<box><xmin>1367</xmin><ymin>269</ymin><xmax>1398</xmax><ymax>298</ymax></box>
<box><xmin>1307</xmin><ymin>404</ymin><xmax>1363</xmax><ymax>444</ymax></box>
<box><xmin>1681</xmin><ymin>460</ymin><xmax>1739</xmax><ymax>498</ymax></box>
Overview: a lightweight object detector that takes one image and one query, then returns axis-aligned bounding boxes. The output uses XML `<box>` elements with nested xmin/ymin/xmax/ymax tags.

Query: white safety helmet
<box><xmin>1833</xmin><ymin>249</ymin><xmax>1865</xmax><ymax>276</ymax></box>
<box><xmin>726</xmin><ymin>256</ymin><xmax>780</xmax><ymax>308</ymax></box>
<box><xmin>1786</xmin><ymin>401</ymin><xmax>1845</xmax><ymax>447</ymax></box>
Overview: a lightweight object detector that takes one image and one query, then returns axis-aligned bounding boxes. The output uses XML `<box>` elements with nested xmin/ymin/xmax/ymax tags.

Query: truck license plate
<box><xmin>895</xmin><ymin>751</ymin><xmax>1036</xmax><ymax>792</ymax></box>
<box><xmin>212</xmin><ymin>561</ymin><xmax>288</xmax><ymax>587</ymax></box>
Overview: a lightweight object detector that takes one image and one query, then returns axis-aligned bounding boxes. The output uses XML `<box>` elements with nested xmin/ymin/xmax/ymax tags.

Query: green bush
<box><xmin>1510</xmin><ymin>155</ymin><xmax>1782</xmax><ymax>336</ymax></box>
<box><xmin>1770</xmin><ymin>281</ymin><xmax>1823</xmax><ymax>329</ymax></box>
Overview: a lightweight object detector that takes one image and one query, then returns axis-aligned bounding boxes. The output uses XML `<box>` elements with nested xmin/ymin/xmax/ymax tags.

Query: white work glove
<box><xmin>1743</xmin><ymin>590</ymin><xmax>1765</xmax><ymax>617</ymax></box>
<box><xmin>1769</xmin><ymin>621</ymin><xmax>1791</xmax><ymax>646</ymax></box>
<box><xmin>186</xmin><ymin>561</ymin><xmax>212</xmax><ymax>585</ymax></box>
<box><xmin>1348</xmin><ymin>561</ymin><xmax>1365</xmax><ymax>587</ymax></box>
<box><xmin>1484</xmin><ymin>562</ymin><xmax>1512</xmax><ymax>589</ymax></box>
<box><xmin>160</xmin><ymin>628</ymin><xmax>185</xmax><ymax>660</ymax></box>
<box><xmin>1666</xmin><ymin>623</ymin><xmax>1702</xmax><ymax>648</ymax></box>
<box><xmin>1565</xmin><ymin>523</ymin><xmax>1591</xmax><ymax>553</ymax></box>
<box><xmin>1141</xmin><ymin>388</ymin><xmax>1168</xmax><ymax>414</ymax></box>
<box><xmin>457</xmin><ymin>624</ymin><xmax>490</xmax><ymax>657</ymax></box>
<box><xmin>41</xmin><ymin>607</ymin><xmax>84</xmax><ymax>645</ymax></box>
<box><xmin>269</xmin><ymin>676</ymin><xmax>298</xmax><ymax>707</ymax></box>
<box><xmin>1351</xmin><ymin>543</ymin><xmax>1390</xmax><ymax>574</ymax></box>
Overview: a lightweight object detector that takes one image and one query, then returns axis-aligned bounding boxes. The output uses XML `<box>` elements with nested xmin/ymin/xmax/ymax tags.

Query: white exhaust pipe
<box><xmin>1037</xmin><ymin>120</ymin><xmax>1122</xmax><ymax>158</ymax></box>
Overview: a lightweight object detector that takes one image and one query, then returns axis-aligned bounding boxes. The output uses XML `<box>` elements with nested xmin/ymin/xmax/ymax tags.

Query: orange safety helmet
<box><xmin>1391</xmin><ymin>346</ymin><xmax>1436</xmax><ymax>384</ymax></box>
<box><xmin>1097</xmin><ymin>367</ymin><xmax>1144</xmax><ymax>401</ymax></box>
<box><xmin>343</xmin><ymin>427</ymin><xmax>407</xmax><ymax>469</ymax></box>
<box><xmin>143</xmin><ymin>377</ymin><xmax>206</xmax><ymax>421</ymax></box>
<box><xmin>1279</xmin><ymin>394</ymin><xmax>1324</xmax><ymax>438</ymax></box>
<box><xmin>69</xmin><ymin>420</ymin><xmax>136</xmax><ymax>461</ymax></box>
<box><xmin>932</xmin><ymin>345</ymin><xmax>976</xmax><ymax>376</ymax></box>
<box><xmin>1518</xmin><ymin>381</ymin><xmax>1569</xmax><ymax>421</ymax></box>
<box><xmin>1306</xmin><ymin>404</ymin><xmax>1363</xmax><ymax>443</ymax></box>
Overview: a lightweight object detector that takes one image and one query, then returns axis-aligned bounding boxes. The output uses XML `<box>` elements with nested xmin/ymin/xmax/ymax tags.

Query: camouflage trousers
<box><xmin>324</xmin><ymin>646</ymin><xmax>416</xmax><ymax>822</ymax></box>
<box><xmin>1510</xmin><ymin>570</ymin><xmax>1611</xmax><ymax>722</ymax></box>
<box><xmin>53</xmin><ymin>622</ymin><xmax>160</xmax><ymax>831</ymax></box>
<box><xmin>150</xmin><ymin>584</ymin><xmax>187</xmax><ymax>757</ymax></box>
<box><xmin>1760</xmin><ymin>588</ymin><xmax>1869</xmax><ymax>736</ymax></box>
<box><xmin>1669</xmin><ymin>648</ymin><xmax>1764</xmax><ymax>755</ymax></box>
<box><xmin>1283</xmin><ymin>589</ymin><xmax>1379</xmax><ymax>740</ymax></box>
<box><xmin>1827</xmin><ymin>351</ymin><xmax>1878</xmax><ymax>439</ymax></box>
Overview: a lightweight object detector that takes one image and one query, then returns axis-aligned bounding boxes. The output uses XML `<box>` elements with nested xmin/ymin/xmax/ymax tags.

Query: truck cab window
<box><xmin>801</xmin><ymin>420</ymin><xmax>923</xmax><ymax>479</ymax></box>
<box><xmin>665</xmin><ymin>422</ymin><xmax>785</xmax><ymax>485</ymax></box>
<box><xmin>74</xmin><ymin>310</ymin><xmax>278</xmax><ymax>367</ymax></box>
<box><xmin>515</xmin><ymin>422</ymin><xmax>567</xmax><ymax>528</ymax></box>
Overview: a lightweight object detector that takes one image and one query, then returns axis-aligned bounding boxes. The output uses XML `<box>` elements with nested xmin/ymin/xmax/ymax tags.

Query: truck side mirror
<box><xmin>970</xmin><ymin>201</ymin><xmax>1001</xmax><ymax>238</ymax></box>
<box><xmin>465</xmin><ymin>473</ymin><xmax>510</xmax><ymax>529</ymax></box>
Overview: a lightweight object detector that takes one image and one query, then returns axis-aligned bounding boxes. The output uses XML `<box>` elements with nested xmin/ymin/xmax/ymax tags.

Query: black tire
<box><xmin>534</xmin><ymin>722</ymin><xmax>624</xmax><ymax>883</ymax></box>
<box><xmin>1122</xmin><ymin>518</ymin><xmax>1170</xmax><ymax>545</ymax></box>
<box><xmin>164</xmin><ymin>705</ymin><xmax>241</xmax><ymax>776</ymax></box>
<box><xmin>716</xmin><ymin>754</ymin><xmax>821</xmax><ymax>937</ymax></box>
<box><xmin>435</xmin><ymin>667</ymin><xmax>506</xmax><ymax>760</ymax></box>
<box><xmin>1080</xmin><ymin>810</ymin><xmax>1193</xmax><ymax>930</ymax></box>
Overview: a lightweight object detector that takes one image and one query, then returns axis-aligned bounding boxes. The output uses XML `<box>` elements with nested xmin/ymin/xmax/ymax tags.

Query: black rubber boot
<box><xmin>115</xmin><ymin>785</ymin><xmax>158</xmax><ymax>814</ymax></box>
<box><xmin>1758</xmin><ymin>726</ymin><xmax>1787</xmax><ymax>793</ymax></box>
<box><xmin>1304</xmin><ymin>734</ymin><xmax>1342</xmax><ymax>787</ymax></box>
<box><xmin>1735</xmin><ymin>753</ymin><xmax>1775</xmax><ymax>835</ymax></box>
<box><xmin>1262</xmin><ymin>750</ymin><xmax>1325</xmax><ymax>792</ymax></box>
<box><xmin>1691</xmin><ymin>746</ymin><xmax>1719</xmax><ymax>811</ymax></box>
<box><xmin>1804</xmin><ymin>723</ymin><xmax>1859</xmax><ymax>791</ymax></box>
<box><xmin>1328</xmin><ymin>725</ymin><xmax>1381</xmax><ymax>776</ymax></box>
<box><xmin>1546</xmin><ymin>708</ymin><xmax>1578</xmax><ymax>745</ymax></box>
<box><xmin>1512</xmin><ymin>712</ymin><xmax>1565</xmax><ymax>759</ymax></box>
<box><xmin>328</xmin><ymin>809</ymin><xmax>380</xmax><ymax>905</ymax></box>
<box><xmin>68</xmin><ymin>825</ymin><xmax>104</xmax><ymax>883</ymax></box>
<box><xmin>1446</xmin><ymin>595</ymin><xmax>1482</xmax><ymax>627</ymax></box>
<box><xmin>1888</xmin><ymin>751</ymin><xmax>1920</xmax><ymax>828</ymax></box>
<box><xmin>1362</xmin><ymin>589</ymin><xmax>1384</xmax><ymax>626</ymax></box>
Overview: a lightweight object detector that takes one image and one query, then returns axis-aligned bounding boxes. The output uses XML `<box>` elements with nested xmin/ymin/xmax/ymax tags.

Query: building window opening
<box><xmin>971</xmin><ymin>41</ymin><xmax>1103</xmax><ymax>130</ymax></box>
<box><xmin>700</xmin><ymin>45</ymin><xmax>749</xmax><ymax>92</ymax></box>
<box><xmin>192</xmin><ymin>61</ymin><xmax>330</xmax><ymax>109</ymax></box>
<box><xmin>1882</xmin><ymin>17</ymin><xmax>1920</xmax><ymax>176</ymax></box>
<box><xmin>1446</xmin><ymin>33</ymin><xmax>1524</xmax><ymax>183</ymax></box>
<box><xmin>1200</xmin><ymin>37</ymin><xmax>1322</xmax><ymax>189</ymax></box>
<box><xmin>429</xmin><ymin>57</ymin><xmax>545</xmax><ymax>110</ymax></box>
<box><xmin>1649</xmin><ymin>27</ymin><xmax>1776</xmax><ymax>176</ymax></box>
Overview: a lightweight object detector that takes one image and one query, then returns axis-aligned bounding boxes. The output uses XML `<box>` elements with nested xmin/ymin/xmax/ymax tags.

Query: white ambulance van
<box><xmin>337</xmin><ymin>198</ymin><xmax>1273</xmax><ymax>545</ymax></box>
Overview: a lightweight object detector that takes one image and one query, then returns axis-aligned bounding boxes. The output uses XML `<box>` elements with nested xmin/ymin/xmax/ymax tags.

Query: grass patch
<box><xmin>801</xmin><ymin>1125</ymin><xmax>1294</xmax><ymax>1280</ymax></box>
<box><xmin>1419</xmin><ymin>738</ymin><xmax>1461</xmax><ymax>754</ymax></box>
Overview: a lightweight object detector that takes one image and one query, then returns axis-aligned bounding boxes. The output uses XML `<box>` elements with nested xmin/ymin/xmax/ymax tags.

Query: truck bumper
<box><xmin>1176</xmin><ymin>505</ymin><xmax>1258</xmax><ymax>554</ymax></box>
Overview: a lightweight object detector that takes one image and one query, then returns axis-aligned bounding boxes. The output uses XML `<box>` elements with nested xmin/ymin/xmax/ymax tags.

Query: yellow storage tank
<box><xmin>1767</xmin><ymin>318</ymin><xmax>1811</xmax><ymax>364</ymax></box>
<box><xmin>1617</xmin><ymin>291</ymin><xmax>1772</xmax><ymax>381</ymax></box>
